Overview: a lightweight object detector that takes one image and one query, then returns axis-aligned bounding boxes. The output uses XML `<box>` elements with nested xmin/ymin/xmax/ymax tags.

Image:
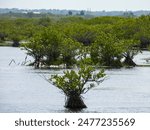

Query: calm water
<box><xmin>0</xmin><ymin>47</ymin><xmax>150</xmax><ymax>113</ymax></box>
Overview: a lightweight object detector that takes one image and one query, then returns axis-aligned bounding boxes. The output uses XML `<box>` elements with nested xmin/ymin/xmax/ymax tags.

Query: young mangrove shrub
<box><xmin>22</xmin><ymin>26</ymin><xmax>63</xmax><ymax>68</ymax></box>
<box><xmin>50</xmin><ymin>64</ymin><xmax>106</xmax><ymax>109</ymax></box>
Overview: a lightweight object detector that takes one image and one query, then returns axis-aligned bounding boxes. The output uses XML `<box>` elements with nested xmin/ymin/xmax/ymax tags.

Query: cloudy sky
<box><xmin>0</xmin><ymin>0</ymin><xmax>150</xmax><ymax>11</ymax></box>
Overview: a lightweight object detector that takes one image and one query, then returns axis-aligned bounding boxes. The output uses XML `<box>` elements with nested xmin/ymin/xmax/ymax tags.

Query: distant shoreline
<box><xmin>0</xmin><ymin>8</ymin><xmax>150</xmax><ymax>16</ymax></box>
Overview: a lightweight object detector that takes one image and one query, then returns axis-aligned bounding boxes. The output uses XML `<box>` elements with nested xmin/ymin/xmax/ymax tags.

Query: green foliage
<box><xmin>1</xmin><ymin>15</ymin><xmax>150</xmax><ymax>67</ymax></box>
<box><xmin>148</xmin><ymin>45</ymin><xmax>150</xmax><ymax>51</ymax></box>
<box><xmin>113</xmin><ymin>18</ymin><xmax>139</xmax><ymax>40</ymax></box>
<box><xmin>22</xmin><ymin>26</ymin><xmax>63</xmax><ymax>67</ymax></box>
<box><xmin>91</xmin><ymin>33</ymin><xmax>124</xmax><ymax>67</ymax></box>
<box><xmin>85</xmin><ymin>16</ymin><xmax>124</xmax><ymax>25</ymax></box>
<box><xmin>50</xmin><ymin>64</ymin><xmax>105</xmax><ymax>96</ymax></box>
<box><xmin>41</xmin><ymin>27</ymin><xmax>63</xmax><ymax>65</ymax></box>
<box><xmin>0</xmin><ymin>20</ymin><xmax>9</xmax><ymax>41</ymax></box>
<box><xmin>135</xmin><ymin>16</ymin><xmax>150</xmax><ymax>48</ymax></box>
<box><xmin>58</xmin><ymin>16</ymin><xmax>84</xmax><ymax>24</ymax></box>
<box><xmin>121</xmin><ymin>39</ymin><xmax>140</xmax><ymax>66</ymax></box>
<box><xmin>63</xmin><ymin>23</ymin><xmax>96</xmax><ymax>46</ymax></box>
<box><xmin>60</xmin><ymin>38</ymin><xmax>81</xmax><ymax>67</ymax></box>
<box><xmin>22</xmin><ymin>34</ymin><xmax>45</xmax><ymax>61</ymax></box>
<box><xmin>38</xmin><ymin>17</ymin><xmax>52</xmax><ymax>27</ymax></box>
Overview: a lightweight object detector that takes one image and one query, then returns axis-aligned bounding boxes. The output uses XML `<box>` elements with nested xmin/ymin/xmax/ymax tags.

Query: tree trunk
<box><xmin>124</xmin><ymin>56</ymin><xmax>136</xmax><ymax>66</ymax></box>
<box><xmin>65</xmin><ymin>92</ymin><xmax>87</xmax><ymax>109</ymax></box>
<box><xmin>12</xmin><ymin>41</ymin><xmax>20</xmax><ymax>47</ymax></box>
<box><xmin>34</xmin><ymin>56</ymin><xmax>41</xmax><ymax>69</ymax></box>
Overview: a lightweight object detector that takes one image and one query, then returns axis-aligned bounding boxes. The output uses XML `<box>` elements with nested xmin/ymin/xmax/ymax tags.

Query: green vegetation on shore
<box><xmin>0</xmin><ymin>42</ymin><xmax>12</xmax><ymax>46</ymax></box>
<box><xmin>0</xmin><ymin>14</ymin><xmax>150</xmax><ymax>68</ymax></box>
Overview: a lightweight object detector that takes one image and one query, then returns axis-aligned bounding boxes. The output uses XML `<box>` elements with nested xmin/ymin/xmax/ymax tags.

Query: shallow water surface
<box><xmin>0</xmin><ymin>47</ymin><xmax>150</xmax><ymax>113</ymax></box>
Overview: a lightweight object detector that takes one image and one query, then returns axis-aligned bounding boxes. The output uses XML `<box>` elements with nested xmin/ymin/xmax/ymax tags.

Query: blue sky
<box><xmin>0</xmin><ymin>0</ymin><xmax>150</xmax><ymax>11</ymax></box>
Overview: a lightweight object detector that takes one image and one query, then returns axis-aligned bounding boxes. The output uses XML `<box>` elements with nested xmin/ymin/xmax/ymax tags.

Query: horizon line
<box><xmin>0</xmin><ymin>7</ymin><xmax>150</xmax><ymax>12</ymax></box>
